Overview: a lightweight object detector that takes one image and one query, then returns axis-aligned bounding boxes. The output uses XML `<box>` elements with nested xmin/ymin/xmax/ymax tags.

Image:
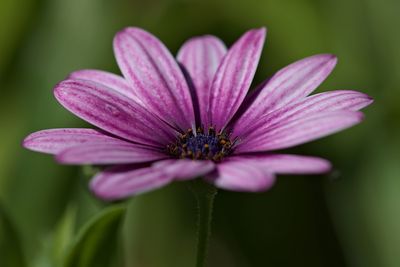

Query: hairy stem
<box><xmin>190</xmin><ymin>179</ymin><xmax>217</xmax><ymax>267</ymax></box>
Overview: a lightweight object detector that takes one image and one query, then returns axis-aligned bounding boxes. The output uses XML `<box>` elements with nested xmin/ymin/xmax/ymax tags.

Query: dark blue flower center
<box><xmin>167</xmin><ymin>127</ymin><xmax>234</xmax><ymax>161</ymax></box>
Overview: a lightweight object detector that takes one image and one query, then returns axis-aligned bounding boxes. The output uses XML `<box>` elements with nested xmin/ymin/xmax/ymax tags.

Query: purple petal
<box><xmin>56</xmin><ymin>143</ymin><xmax>167</xmax><ymax>165</ymax></box>
<box><xmin>208</xmin><ymin>28</ymin><xmax>266</xmax><ymax>130</ymax></box>
<box><xmin>23</xmin><ymin>128</ymin><xmax>125</xmax><ymax>154</ymax></box>
<box><xmin>210</xmin><ymin>160</ymin><xmax>275</xmax><ymax>192</ymax></box>
<box><xmin>113</xmin><ymin>27</ymin><xmax>195</xmax><ymax>130</ymax></box>
<box><xmin>54</xmin><ymin>79</ymin><xmax>176</xmax><ymax>147</ymax></box>
<box><xmin>228</xmin><ymin>154</ymin><xmax>331</xmax><ymax>174</ymax></box>
<box><xmin>68</xmin><ymin>69</ymin><xmax>140</xmax><ymax>102</ymax></box>
<box><xmin>153</xmin><ymin>159</ymin><xmax>215</xmax><ymax>180</ymax></box>
<box><xmin>233</xmin><ymin>54</ymin><xmax>337</xmax><ymax>137</ymax></box>
<box><xmin>90</xmin><ymin>164</ymin><xmax>172</xmax><ymax>200</ymax></box>
<box><xmin>177</xmin><ymin>36</ymin><xmax>227</xmax><ymax>127</ymax></box>
<box><xmin>234</xmin><ymin>90</ymin><xmax>373</xmax><ymax>138</ymax></box>
<box><xmin>236</xmin><ymin>111</ymin><xmax>364</xmax><ymax>153</ymax></box>
<box><xmin>90</xmin><ymin>159</ymin><xmax>212</xmax><ymax>200</ymax></box>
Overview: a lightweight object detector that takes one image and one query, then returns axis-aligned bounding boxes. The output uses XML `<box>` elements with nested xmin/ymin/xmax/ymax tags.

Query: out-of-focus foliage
<box><xmin>64</xmin><ymin>204</ymin><xmax>126</xmax><ymax>267</ymax></box>
<box><xmin>0</xmin><ymin>203</ymin><xmax>26</xmax><ymax>267</ymax></box>
<box><xmin>0</xmin><ymin>0</ymin><xmax>399</xmax><ymax>267</ymax></box>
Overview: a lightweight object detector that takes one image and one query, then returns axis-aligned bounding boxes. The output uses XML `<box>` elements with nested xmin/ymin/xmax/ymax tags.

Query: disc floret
<box><xmin>167</xmin><ymin>126</ymin><xmax>234</xmax><ymax>161</ymax></box>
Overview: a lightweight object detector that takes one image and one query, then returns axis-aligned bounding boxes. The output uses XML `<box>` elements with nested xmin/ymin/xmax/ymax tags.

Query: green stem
<box><xmin>190</xmin><ymin>179</ymin><xmax>217</xmax><ymax>267</ymax></box>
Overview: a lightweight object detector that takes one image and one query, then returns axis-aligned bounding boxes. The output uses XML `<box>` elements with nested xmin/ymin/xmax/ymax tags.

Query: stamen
<box><xmin>167</xmin><ymin>126</ymin><xmax>234</xmax><ymax>161</ymax></box>
<box><xmin>208</xmin><ymin>127</ymin><xmax>216</xmax><ymax>136</ymax></box>
<box><xmin>203</xmin><ymin>143</ymin><xmax>209</xmax><ymax>152</ymax></box>
<box><xmin>196</xmin><ymin>126</ymin><xmax>204</xmax><ymax>134</ymax></box>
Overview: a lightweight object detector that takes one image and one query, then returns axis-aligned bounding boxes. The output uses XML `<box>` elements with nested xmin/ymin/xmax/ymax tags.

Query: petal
<box><xmin>90</xmin><ymin>164</ymin><xmax>172</xmax><ymax>200</ymax></box>
<box><xmin>23</xmin><ymin>128</ymin><xmax>125</xmax><ymax>154</ymax></box>
<box><xmin>228</xmin><ymin>154</ymin><xmax>331</xmax><ymax>174</ymax></box>
<box><xmin>236</xmin><ymin>111</ymin><xmax>364</xmax><ymax>153</ymax></box>
<box><xmin>153</xmin><ymin>159</ymin><xmax>215</xmax><ymax>180</ymax></box>
<box><xmin>234</xmin><ymin>90</ymin><xmax>373</xmax><ymax>138</ymax></box>
<box><xmin>56</xmin><ymin>143</ymin><xmax>167</xmax><ymax>165</ymax></box>
<box><xmin>210</xmin><ymin>160</ymin><xmax>275</xmax><ymax>192</ymax></box>
<box><xmin>54</xmin><ymin>79</ymin><xmax>176</xmax><ymax>147</ymax></box>
<box><xmin>68</xmin><ymin>69</ymin><xmax>141</xmax><ymax>102</ymax></box>
<box><xmin>113</xmin><ymin>27</ymin><xmax>195</xmax><ymax>130</ymax></box>
<box><xmin>177</xmin><ymin>36</ymin><xmax>227</xmax><ymax>127</ymax></box>
<box><xmin>233</xmin><ymin>54</ymin><xmax>337</xmax><ymax>137</ymax></box>
<box><xmin>90</xmin><ymin>159</ymin><xmax>211</xmax><ymax>200</ymax></box>
<box><xmin>208</xmin><ymin>28</ymin><xmax>266</xmax><ymax>130</ymax></box>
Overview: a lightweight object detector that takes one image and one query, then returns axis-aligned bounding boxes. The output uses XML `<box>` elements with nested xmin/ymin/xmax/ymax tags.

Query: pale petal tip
<box><xmin>258</xmin><ymin>26</ymin><xmax>267</xmax><ymax>34</ymax></box>
<box><xmin>116</xmin><ymin>26</ymin><xmax>136</xmax><ymax>35</ymax></box>
<box><xmin>304</xmin><ymin>54</ymin><xmax>337</xmax><ymax>69</ymax></box>
<box><xmin>241</xmin><ymin>27</ymin><xmax>267</xmax><ymax>44</ymax></box>
<box><xmin>114</xmin><ymin>26</ymin><xmax>148</xmax><ymax>39</ymax></box>
<box><xmin>67</xmin><ymin>70</ymin><xmax>82</xmax><ymax>79</ymax></box>
<box><xmin>89</xmin><ymin>178</ymin><xmax>116</xmax><ymax>201</ymax></box>
<box><xmin>67</xmin><ymin>69</ymin><xmax>92</xmax><ymax>80</ymax></box>
<box><xmin>355</xmin><ymin>111</ymin><xmax>365</xmax><ymax>121</ymax></box>
<box><xmin>215</xmin><ymin>176</ymin><xmax>276</xmax><ymax>193</ymax></box>
<box><xmin>315</xmin><ymin>53</ymin><xmax>338</xmax><ymax>65</ymax></box>
<box><xmin>53</xmin><ymin>80</ymin><xmax>71</xmax><ymax>99</ymax></box>
<box><xmin>316</xmin><ymin>159</ymin><xmax>333</xmax><ymax>174</ymax></box>
<box><xmin>90</xmin><ymin>179</ymin><xmax>137</xmax><ymax>201</ymax></box>
<box><xmin>22</xmin><ymin>131</ymin><xmax>44</xmax><ymax>151</ymax></box>
<box><xmin>342</xmin><ymin>111</ymin><xmax>365</xmax><ymax>129</ymax></box>
<box><xmin>53</xmin><ymin>79</ymin><xmax>87</xmax><ymax>103</ymax></box>
<box><xmin>54</xmin><ymin>152</ymin><xmax>74</xmax><ymax>165</ymax></box>
<box><xmin>336</xmin><ymin>111</ymin><xmax>365</xmax><ymax>126</ymax></box>
<box><xmin>365</xmin><ymin>95</ymin><xmax>374</xmax><ymax>106</ymax></box>
<box><xmin>250</xmin><ymin>27</ymin><xmax>267</xmax><ymax>39</ymax></box>
<box><xmin>22</xmin><ymin>134</ymin><xmax>34</xmax><ymax>150</ymax></box>
<box><xmin>113</xmin><ymin>27</ymin><xmax>134</xmax><ymax>46</ymax></box>
<box><xmin>187</xmin><ymin>34</ymin><xmax>219</xmax><ymax>42</ymax></box>
<box><xmin>90</xmin><ymin>186</ymin><xmax>118</xmax><ymax>201</ymax></box>
<box><xmin>329</xmin><ymin>54</ymin><xmax>338</xmax><ymax>66</ymax></box>
<box><xmin>355</xmin><ymin>93</ymin><xmax>374</xmax><ymax>110</ymax></box>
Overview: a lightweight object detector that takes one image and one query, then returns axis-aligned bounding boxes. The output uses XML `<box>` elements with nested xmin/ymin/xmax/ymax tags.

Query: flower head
<box><xmin>23</xmin><ymin>27</ymin><xmax>373</xmax><ymax>200</ymax></box>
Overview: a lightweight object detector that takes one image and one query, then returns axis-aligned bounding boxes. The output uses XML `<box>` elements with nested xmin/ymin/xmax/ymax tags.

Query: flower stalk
<box><xmin>190</xmin><ymin>179</ymin><xmax>218</xmax><ymax>267</ymax></box>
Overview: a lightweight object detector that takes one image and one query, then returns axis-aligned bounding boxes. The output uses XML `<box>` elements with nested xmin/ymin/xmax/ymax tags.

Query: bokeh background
<box><xmin>1</xmin><ymin>0</ymin><xmax>399</xmax><ymax>266</ymax></box>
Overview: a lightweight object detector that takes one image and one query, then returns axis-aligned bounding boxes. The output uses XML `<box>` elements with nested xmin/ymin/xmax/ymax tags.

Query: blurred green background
<box><xmin>0</xmin><ymin>0</ymin><xmax>399</xmax><ymax>266</ymax></box>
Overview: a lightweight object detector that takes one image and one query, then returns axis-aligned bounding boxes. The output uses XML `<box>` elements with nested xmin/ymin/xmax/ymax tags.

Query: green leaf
<box><xmin>30</xmin><ymin>206</ymin><xmax>76</xmax><ymax>267</ymax></box>
<box><xmin>63</xmin><ymin>204</ymin><xmax>126</xmax><ymax>267</ymax></box>
<box><xmin>52</xmin><ymin>205</ymin><xmax>77</xmax><ymax>266</ymax></box>
<box><xmin>0</xmin><ymin>203</ymin><xmax>26</xmax><ymax>267</ymax></box>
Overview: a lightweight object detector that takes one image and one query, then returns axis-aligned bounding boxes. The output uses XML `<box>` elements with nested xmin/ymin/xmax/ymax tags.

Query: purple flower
<box><xmin>23</xmin><ymin>27</ymin><xmax>373</xmax><ymax>200</ymax></box>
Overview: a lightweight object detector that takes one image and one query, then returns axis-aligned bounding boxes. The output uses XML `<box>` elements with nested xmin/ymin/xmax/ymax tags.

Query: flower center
<box><xmin>167</xmin><ymin>127</ymin><xmax>234</xmax><ymax>161</ymax></box>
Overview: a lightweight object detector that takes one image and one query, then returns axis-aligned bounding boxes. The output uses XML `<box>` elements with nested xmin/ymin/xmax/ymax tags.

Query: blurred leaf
<box><xmin>0</xmin><ymin>202</ymin><xmax>26</xmax><ymax>267</ymax></box>
<box><xmin>2</xmin><ymin>0</ymin><xmax>118</xmax><ymax>259</ymax></box>
<box><xmin>52</xmin><ymin>205</ymin><xmax>77</xmax><ymax>266</ymax></box>
<box><xmin>64</xmin><ymin>204</ymin><xmax>126</xmax><ymax>267</ymax></box>
<box><xmin>30</xmin><ymin>206</ymin><xmax>76</xmax><ymax>267</ymax></box>
<box><xmin>0</xmin><ymin>0</ymin><xmax>36</xmax><ymax>75</ymax></box>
